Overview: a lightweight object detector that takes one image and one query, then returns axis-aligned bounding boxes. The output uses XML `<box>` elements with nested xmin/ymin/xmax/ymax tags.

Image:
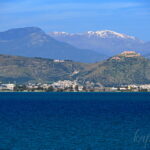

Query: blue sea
<box><xmin>0</xmin><ymin>92</ymin><xmax>150</xmax><ymax>150</ymax></box>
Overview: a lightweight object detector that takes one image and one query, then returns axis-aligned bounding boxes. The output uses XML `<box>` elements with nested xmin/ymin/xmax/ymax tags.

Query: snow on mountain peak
<box><xmin>86</xmin><ymin>30</ymin><xmax>136</xmax><ymax>40</ymax></box>
<box><xmin>49</xmin><ymin>30</ymin><xmax>138</xmax><ymax>41</ymax></box>
<box><xmin>50</xmin><ymin>32</ymin><xmax>74</xmax><ymax>36</ymax></box>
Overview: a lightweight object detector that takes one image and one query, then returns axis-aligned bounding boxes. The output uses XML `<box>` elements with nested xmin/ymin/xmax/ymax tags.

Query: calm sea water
<box><xmin>0</xmin><ymin>92</ymin><xmax>150</xmax><ymax>150</ymax></box>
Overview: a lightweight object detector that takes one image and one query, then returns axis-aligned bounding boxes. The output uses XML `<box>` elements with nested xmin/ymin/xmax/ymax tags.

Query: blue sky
<box><xmin>0</xmin><ymin>0</ymin><xmax>149</xmax><ymax>40</ymax></box>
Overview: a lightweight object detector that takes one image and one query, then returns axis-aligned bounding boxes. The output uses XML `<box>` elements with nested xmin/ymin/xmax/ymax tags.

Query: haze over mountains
<box><xmin>0</xmin><ymin>27</ymin><xmax>150</xmax><ymax>64</ymax></box>
<box><xmin>49</xmin><ymin>30</ymin><xmax>150</xmax><ymax>56</ymax></box>
<box><xmin>0</xmin><ymin>27</ymin><xmax>105</xmax><ymax>63</ymax></box>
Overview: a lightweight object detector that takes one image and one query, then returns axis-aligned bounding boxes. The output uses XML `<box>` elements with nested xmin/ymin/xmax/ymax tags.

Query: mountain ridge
<box><xmin>0</xmin><ymin>27</ymin><xmax>106</xmax><ymax>63</ymax></box>
<box><xmin>50</xmin><ymin>30</ymin><xmax>138</xmax><ymax>40</ymax></box>
<box><xmin>49</xmin><ymin>30</ymin><xmax>148</xmax><ymax>56</ymax></box>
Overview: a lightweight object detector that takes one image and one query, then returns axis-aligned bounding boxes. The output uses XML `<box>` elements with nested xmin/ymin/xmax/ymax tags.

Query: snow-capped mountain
<box><xmin>50</xmin><ymin>30</ymin><xmax>139</xmax><ymax>40</ymax></box>
<box><xmin>51</xmin><ymin>30</ymin><xmax>137</xmax><ymax>39</ymax></box>
<box><xmin>49</xmin><ymin>30</ymin><xmax>146</xmax><ymax>56</ymax></box>
<box><xmin>85</xmin><ymin>30</ymin><xmax>136</xmax><ymax>40</ymax></box>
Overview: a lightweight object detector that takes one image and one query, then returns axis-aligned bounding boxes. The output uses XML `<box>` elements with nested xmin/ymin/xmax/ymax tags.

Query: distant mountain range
<box><xmin>49</xmin><ymin>30</ymin><xmax>150</xmax><ymax>56</ymax></box>
<box><xmin>0</xmin><ymin>27</ymin><xmax>106</xmax><ymax>63</ymax></box>
<box><xmin>0</xmin><ymin>51</ymin><xmax>150</xmax><ymax>86</ymax></box>
<box><xmin>1</xmin><ymin>27</ymin><xmax>150</xmax><ymax>63</ymax></box>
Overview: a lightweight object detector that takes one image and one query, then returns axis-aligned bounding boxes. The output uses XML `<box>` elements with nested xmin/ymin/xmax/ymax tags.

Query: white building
<box><xmin>0</xmin><ymin>84</ymin><xmax>15</xmax><ymax>91</ymax></box>
<box><xmin>140</xmin><ymin>84</ymin><xmax>150</xmax><ymax>90</ymax></box>
<box><xmin>53</xmin><ymin>60</ymin><xmax>65</xmax><ymax>63</ymax></box>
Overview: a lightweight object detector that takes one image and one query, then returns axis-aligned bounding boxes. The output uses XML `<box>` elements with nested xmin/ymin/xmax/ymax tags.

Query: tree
<box><xmin>82</xmin><ymin>86</ymin><xmax>87</xmax><ymax>92</ymax></box>
<box><xmin>46</xmin><ymin>86</ymin><xmax>54</xmax><ymax>92</ymax></box>
<box><xmin>75</xmin><ymin>85</ymin><xmax>79</xmax><ymax>92</ymax></box>
<box><xmin>14</xmin><ymin>85</ymin><xmax>27</xmax><ymax>91</ymax></box>
<box><xmin>66</xmin><ymin>86</ymin><xmax>74</xmax><ymax>92</ymax></box>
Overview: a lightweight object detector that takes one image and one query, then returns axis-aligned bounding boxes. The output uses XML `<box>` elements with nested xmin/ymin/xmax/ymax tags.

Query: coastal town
<box><xmin>0</xmin><ymin>80</ymin><xmax>150</xmax><ymax>92</ymax></box>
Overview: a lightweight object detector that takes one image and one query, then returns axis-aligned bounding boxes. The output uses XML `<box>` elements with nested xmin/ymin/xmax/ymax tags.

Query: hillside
<box><xmin>0</xmin><ymin>54</ymin><xmax>86</xmax><ymax>83</ymax></box>
<box><xmin>77</xmin><ymin>51</ymin><xmax>150</xmax><ymax>86</ymax></box>
<box><xmin>0</xmin><ymin>51</ymin><xmax>150</xmax><ymax>86</ymax></box>
<box><xmin>0</xmin><ymin>27</ymin><xmax>105</xmax><ymax>63</ymax></box>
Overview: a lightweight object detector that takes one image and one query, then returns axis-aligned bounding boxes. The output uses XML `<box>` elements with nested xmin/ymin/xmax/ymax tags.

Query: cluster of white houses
<box><xmin>25</xmin><ymin>80</ymin><xmax>84</xmax><ymax>91</ymax></box>
<box><xmin>51</xmin><ymin>80</ymin><xmax>84</xmax><ymax>91</ymax></box>
<box><xmin>1</xmin><ymin>81</ymin><xmax>150</xmax><ymax>92</ymax></box>
<box><xmin>110</xmin><ymin>84</ymin><xmax>150</xmax><ymax>92</ymax></box>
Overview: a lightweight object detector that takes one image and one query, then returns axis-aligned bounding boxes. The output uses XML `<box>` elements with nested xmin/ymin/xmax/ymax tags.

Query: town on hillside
<box><xmin>0</xmin><ymin>81</ymin><xmax>150</xmax><ymax>92</ymax></box>
<box><xmin>0</xmin><ymin>51</ymin><xmax>149</xmax><ymax>92</ymax></box>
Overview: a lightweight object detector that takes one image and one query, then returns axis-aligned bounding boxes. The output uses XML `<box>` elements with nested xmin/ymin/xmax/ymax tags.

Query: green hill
<box><xmin>0</xmin><ymin>51</ymin><xmax>150</xmax><ymax>86</ymax></box>
<box><xmin>0</xmin><ymin>55</ymin><xmax>86</xmax><ymax>83</ymax></box>
<box><xmin>77</xmin><ymin>51</ymin><xmax>150</xmax><ymax>86</ymax></box>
